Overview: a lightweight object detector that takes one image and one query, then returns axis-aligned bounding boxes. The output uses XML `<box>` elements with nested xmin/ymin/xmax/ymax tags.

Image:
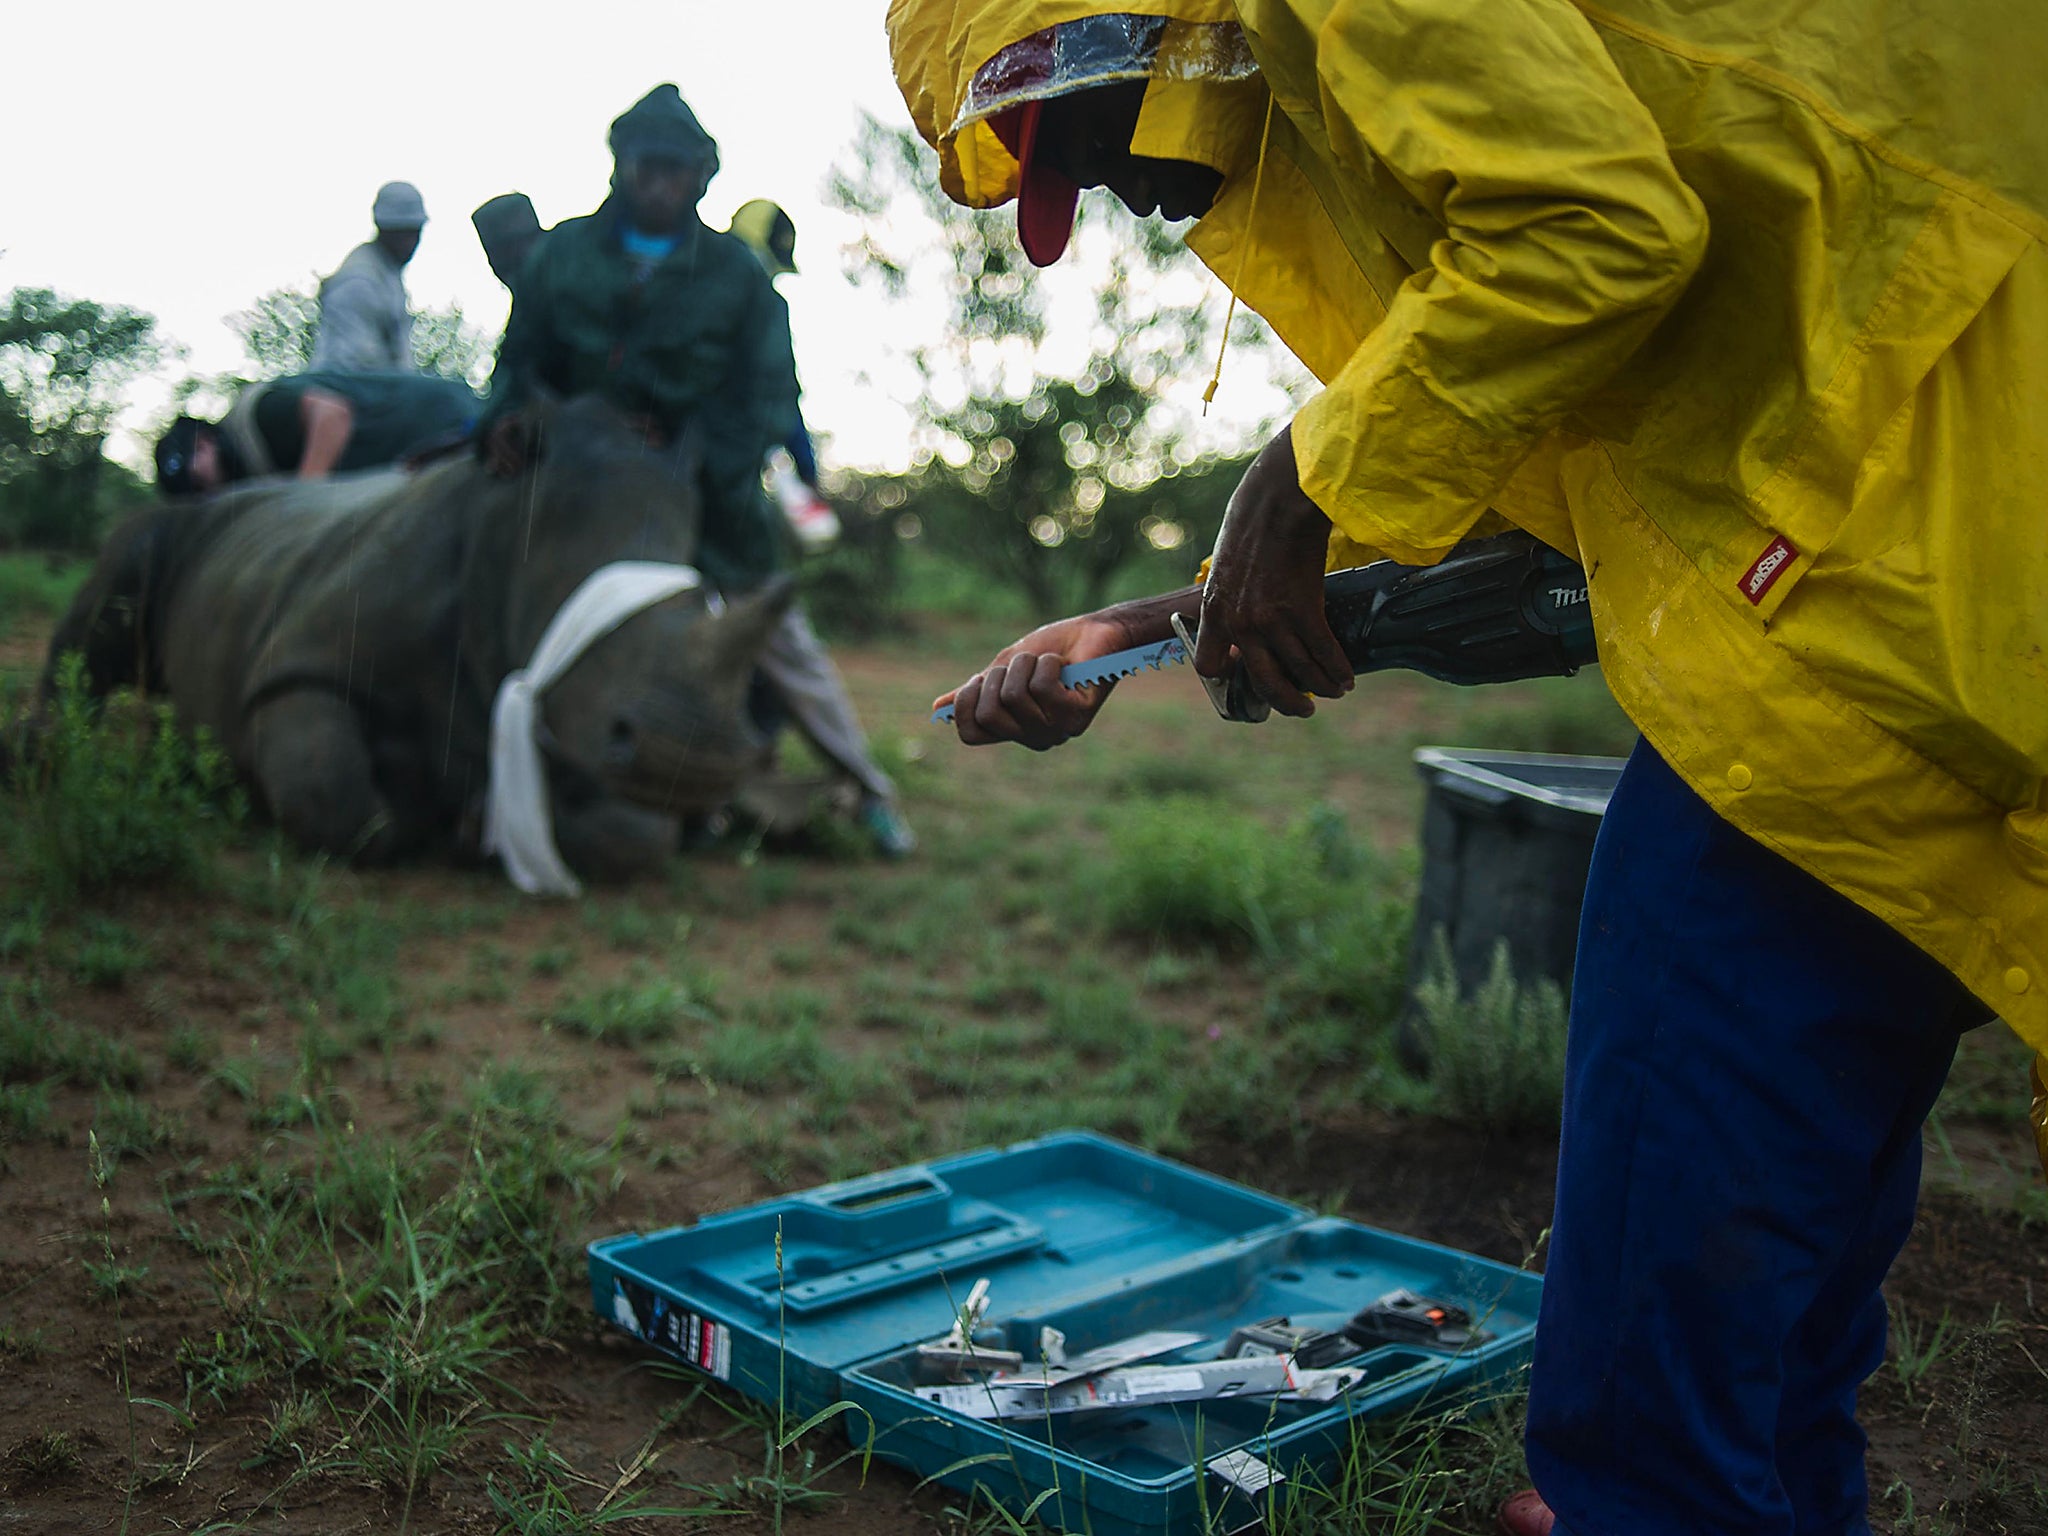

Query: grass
<box><xmin>3</xmin><ymin>1428</ymin><xmax>83</xmax><ymax>1484</ymax></box>
<box><xmin>0</xmin><ymin>551</ymin><xmax>87</xmax><ymax>641</ymax></box>
<box><xmin>1891</xmin><ymin>1305</ymin><xmax>1961</xmax><ymax>1398</ymax></box>
<box><xmin>1</xmin><ymin>984</ymin><xmax>144</xmax><ymax>1090</ymax></box>
<box><xmin>0</xmin><ymin>1081</ymin><xmax>52</xmax><ymax>1144</ymax></box>
<box><xmin>164</xmin><ymin>1089</ymin><xmax>614</xmax><ymax>1526</ymax></box>
<box><xmin>1096</xmin><ymin>797</ymin><xmax>1397</xmax><ymax>957</ymax></box>
<box><xmin>2</xmin><ymin>592</ymin><xmax>2029</xmax><ymax>1531</ymax></box>
<box><xmin>547</xmin><ymin>965</ymin><xmax>718</xmax><ymax>1044</ymax></box>
<box><xmin>3</xmin><ymin>653</ymin><xmax>244</xmax><ymax>905</ymax></box>
<box><xmin>65</xmin><ymin>916</ymin><xmax>149</xmax><ymax>989</ymax></box>
<box><xmin>91</xmin><ymin>1091</ymin><xmax>179</xmax><ymax>1161</ymax></box>
<box><xmin>1410</xmin><ymin>935</ymin><xmax>1570</xmax><ymax>1133</ymax></box>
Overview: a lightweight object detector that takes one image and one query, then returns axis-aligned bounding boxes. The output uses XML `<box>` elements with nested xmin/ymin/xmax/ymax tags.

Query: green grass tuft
<box><xmin>65</xmin><ymin>915</ymin><xmax>150</xmax><ymax>989</ymax></box>
<box><xmin>1412</xmin><ymin>935</ymin><xmax>1569</xmax><ymax>1132</ymax></box>
<box><xmin>547</xmin><ymin>965</ymin><xmax>716</xmax><ymax>1044</ymax></box>
<box><xmin>700</xmin><ymin>1018</ymin><xmax>827</xmax><ymax>1094</ymax></box>
<box><xmin>4</xmin><ymin>653</ymin><xmax>244</xmax><ymax>904</ymax></box>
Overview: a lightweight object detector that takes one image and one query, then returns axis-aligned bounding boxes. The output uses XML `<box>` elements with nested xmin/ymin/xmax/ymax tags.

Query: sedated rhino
<box><xmin>34</xmin><ymin>397</ymin><xmax>791</xmax><ymax>888</ymax></box>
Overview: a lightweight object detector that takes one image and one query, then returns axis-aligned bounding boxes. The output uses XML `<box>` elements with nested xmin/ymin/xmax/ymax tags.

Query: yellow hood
<box><xmin>887</xmin><ymin>0</ymin><xmax>1244</xmax><ymax>209</ymax></box>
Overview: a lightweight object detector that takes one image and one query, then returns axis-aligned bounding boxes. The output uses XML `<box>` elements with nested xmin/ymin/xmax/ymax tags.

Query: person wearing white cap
<box><xmin>309</xmin><ymin>181</ymin><xmax>428</xmax><ymax>374</ymax></box>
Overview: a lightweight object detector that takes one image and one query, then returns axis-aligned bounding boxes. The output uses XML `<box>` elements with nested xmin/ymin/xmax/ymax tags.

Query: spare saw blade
<box><xmin>931</xmin><ymin>636</ymin><xmax>1187</xmax><ymax>724</ymax></box>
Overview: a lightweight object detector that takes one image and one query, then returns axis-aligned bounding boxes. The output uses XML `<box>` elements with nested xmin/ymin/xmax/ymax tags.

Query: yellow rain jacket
<box><xmin>890</xmin><ymin>0</ymin><xmax>2048</xmax><ymax>1130</ymax></box>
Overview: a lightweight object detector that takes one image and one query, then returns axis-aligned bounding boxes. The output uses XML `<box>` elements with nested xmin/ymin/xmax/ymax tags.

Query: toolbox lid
<box><xmin>589</xmin><ymin>1131</ymin><xmax>1307</xmax><ymax>1376</ymax></box>
<box><xmin>1413</xmin><ymin>746</ymin><xmax>1625</xmax><ymax>823</ymax></box>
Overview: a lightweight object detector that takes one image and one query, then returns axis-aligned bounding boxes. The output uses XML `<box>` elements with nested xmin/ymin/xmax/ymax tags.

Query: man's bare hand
<box><xmin>1194</xmin><ymin>422</ymin><xmax>1352</xmax><ymax>717</ymax></box>
<box><xmin>937</xmin><ymin>612</ymin><xmax>1132</xmax><ymax>750</ymax></box>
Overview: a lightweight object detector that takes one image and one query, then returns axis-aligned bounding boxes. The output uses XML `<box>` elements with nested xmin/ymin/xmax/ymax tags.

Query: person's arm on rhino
<box><xmin>295</xmin><ymin>388</ymin><xmax>357</xmax><ymax>478</ymax></box>
<box><xmin>949</xmin><ymin>0</ymin><xmax>1708</xmax><ymax>749</ymax></box>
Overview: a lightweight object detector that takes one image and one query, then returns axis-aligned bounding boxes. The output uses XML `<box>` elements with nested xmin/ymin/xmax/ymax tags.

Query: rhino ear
<box><xmin>699</xmin><ymin>575</ymin><xmax>795</xmax><ymax>675</ymax></box>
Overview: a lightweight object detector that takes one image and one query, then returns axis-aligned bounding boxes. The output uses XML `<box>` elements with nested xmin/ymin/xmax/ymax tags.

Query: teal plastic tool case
<box><xmin>589</xmin><ymin>1131</ymin><xmax>1538</xmax><ymax>1535</ymax></box>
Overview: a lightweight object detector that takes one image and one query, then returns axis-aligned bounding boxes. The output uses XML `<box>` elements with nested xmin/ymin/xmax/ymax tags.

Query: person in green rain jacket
<box><xmin>482</xmin><ymin>85</ymin><xmax>794</xmax><ymax>597</ymax></box>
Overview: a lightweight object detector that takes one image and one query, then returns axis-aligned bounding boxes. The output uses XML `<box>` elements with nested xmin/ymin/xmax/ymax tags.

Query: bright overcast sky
<box><xmin>2</xmin><ymin>1</ymin><xmax>1293</xmax><ymax>472</ymax></box>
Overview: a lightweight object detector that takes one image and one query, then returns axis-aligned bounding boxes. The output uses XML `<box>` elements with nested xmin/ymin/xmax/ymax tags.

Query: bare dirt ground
<box><xmin>2</xmin><ymin>623</ymin><xmax>2044</xmax><ymax>1535</ymax></box>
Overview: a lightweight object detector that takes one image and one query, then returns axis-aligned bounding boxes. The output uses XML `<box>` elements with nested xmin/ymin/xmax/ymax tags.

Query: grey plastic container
<box><xmin>1407</xmin><ymin>747</ymin><xmax>1629</xmax><ymax>1009</ymax></box>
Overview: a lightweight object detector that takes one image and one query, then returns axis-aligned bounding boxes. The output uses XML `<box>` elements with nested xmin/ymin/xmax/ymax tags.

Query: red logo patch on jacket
<box><xmin>1741</xmin><ymin>536</ymin><xmax>1799</xmax><ymax>604</ymax></box>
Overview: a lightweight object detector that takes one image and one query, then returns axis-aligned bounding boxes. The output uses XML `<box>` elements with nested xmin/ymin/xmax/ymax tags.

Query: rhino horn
<box><xmin>700</xmin><ymin>574</ymin><xmax>796</xmax><ymax>675</ymax></box>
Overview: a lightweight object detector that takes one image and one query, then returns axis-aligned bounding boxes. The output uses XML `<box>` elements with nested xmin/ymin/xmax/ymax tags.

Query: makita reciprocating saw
<box><xmin>931</xmin><ymin>529</ymin><xmax>1597</xmax><ymax>725</ymax></box>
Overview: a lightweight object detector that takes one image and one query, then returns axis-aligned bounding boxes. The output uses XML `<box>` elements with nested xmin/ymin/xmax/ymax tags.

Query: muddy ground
<box><xmin>2</xmin><ymin>625</ymin><xmax>2044</xmax><ymax>1535</ymax></box>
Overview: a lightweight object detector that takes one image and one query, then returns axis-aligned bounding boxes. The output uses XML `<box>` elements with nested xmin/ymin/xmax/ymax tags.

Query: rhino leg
<box><xmin>549</xmin><ymin>793</ymin><xmax>677</xmax><ymax>886</ymax></box>
<box><xmin>245</xmin><ymin>690</ymin><xmax>414</xmax><ymax>863</ymax></box>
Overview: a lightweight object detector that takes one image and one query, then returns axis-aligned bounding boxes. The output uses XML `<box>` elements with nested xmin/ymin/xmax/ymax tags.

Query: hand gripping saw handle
<box><xmin>1193</xmin><ymin>529</ymin><xmax>1599</xmax><ymax>723</ymax></box>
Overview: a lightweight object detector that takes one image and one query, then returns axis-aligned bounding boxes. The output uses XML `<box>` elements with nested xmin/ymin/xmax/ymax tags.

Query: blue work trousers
<box><xmin>1526</xmin><ymin>741</ymin><xmax>1967</xmax><ymax>1536</ymax></box>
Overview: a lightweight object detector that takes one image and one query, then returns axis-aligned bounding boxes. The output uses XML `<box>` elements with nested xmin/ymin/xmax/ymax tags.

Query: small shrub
<box><xmin>0</xmin><ymin>987</ymin><xmax>144</xmax><ymax>1090</ymax></box>
<box><xmin>83</xmin><ymin>1255</ymin><xmax>150</xmax><ymax>1302</ymax></box>
<box><xmin>0</xmin><ymin>904</ymin><xmax>44</xmax><ymax>961</ymax></box>
<box><xmin>1098</xmin><ymin>798</ymin><xmax>1395</xmax><ymax>954</ymax></box>
<box><xmin>0</xmin><ymin>1082</ymin><xmax>52</xmax><ymax>1143</ymax></box>
<box><xmin>1097</xmin><ymin>796</ymin><xmax>1283</xmax><ymax>949</ymax></box>
<box><xmin>3</xmin><ymin>1428</ymin><xmax>82</xmax><ymax>1484</ymax></box>
<box><xmin>65</xmin><ymin>916</ymin><xmax>149</xmax><ymax>989</ymax></box>
<box><xmin>527</xmin><ymin>945</ymin><xmax>574</xmax><ymax>979</ymax></box>
<box><xmin>166</xmin><ymin>1023</ymin><xmax>219</xmax><ymax>1073</ymax></box>
<box><xmin>1272</xmin><ymin>895</ymin><xmax>1414</xmax><ymax>1025</ymax></box>
<box><xmin>547</xmin><ymin>968</ymin><xmax>713</xmax><ymax>1044</ymax></box>
<box><xmin>596</xmin><ymin>901</ymin><xmax>662</xmax><ymax>951</ymax></box>
<box><xmin>1105</xmin><ymin>750</ymin><xmax>1229</xmax><ymax>802</ymax></box>
<box><xmin>5</xmin><ymin>653</ymin><xmax>243</xmax><ymax>902</ymax></box>
<box><xmin>92</xmin><ymin>1091</ymin><xmax>178</xmax><ymax>1159</ymax></box>
<box><xmin>1046</xmin><ymin>980</ymin><xmax>1142</xmax><ymax>1057</ymax></box>
<box><xmin>1098</xmin><ymin>800</ymin><xmax>1416</xmax><ymax>1032</ymax></box>
<box><xmin>701</xmin><ymin>1020</ymin><xmax>825</xmax><ymax>1093</ymax></box>
<box><xmin>1412</xmin><ymin>936</ymin><xmax>1569</xmax><ymax>1132</ymax></box>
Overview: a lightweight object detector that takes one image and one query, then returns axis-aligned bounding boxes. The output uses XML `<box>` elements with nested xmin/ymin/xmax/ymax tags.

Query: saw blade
<box><xmin>931</xmin><ymin>636</ymin><xmax>1188</xmax><ymax>723</ymax></box>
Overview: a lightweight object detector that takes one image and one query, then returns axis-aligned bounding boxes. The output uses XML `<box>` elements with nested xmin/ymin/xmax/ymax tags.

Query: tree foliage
<box><xmin>410</xmin><ymin>303</ymin><xmax>496</xmax><ymax>391</ymax></box>
<box><xmin>226</xmin><ymin>286</ymin><xmax>320</xmax><ymax>377</ymax></box>
<box><xmin>0</xmin><ymin>287</ymin><xmax>164</xmax><ymax>549</ymax></box>
<box><xmin>222</xmin><ymin>284</ymin><xmax>495</xmax><ymax>389</ymax></box>
<box><xmin>826</xmin><ymin>112</ymin><xmax>1289</xmax><ymax>618</ymax></box>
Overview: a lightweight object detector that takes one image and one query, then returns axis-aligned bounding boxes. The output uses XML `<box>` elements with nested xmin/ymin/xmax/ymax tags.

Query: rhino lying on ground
<box><xmin>35</xmin><ymin>397</ymin><xmax>790</xmax><ymax>887</ymax></box>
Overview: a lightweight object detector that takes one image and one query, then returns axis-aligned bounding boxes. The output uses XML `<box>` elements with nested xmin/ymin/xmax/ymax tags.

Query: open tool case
<box><xmin>589</xmin><ymin>1132</ymin><xmax>1539</xmax><ymax>1535</ymax></box>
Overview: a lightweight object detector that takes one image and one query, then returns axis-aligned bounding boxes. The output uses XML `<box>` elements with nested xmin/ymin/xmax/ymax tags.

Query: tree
<box><xmin>410</xmin><ymin>303</ymin><xmax>497</xmax><ymax>391</ymax></box>
<box><xmin>826</xmin><ymin>113</ymin><xmax>1296</xmax><ymax>618</ymax></box>
<box><xmin>0</xmin><ymin>287</ymin><xmax>164</xmax><ymax>549</ymax></box>
<box><xmin>220</xmin><ymin>284</ymin><xmax>496</xmax><ymax>389</ymax></box>
<box><xmin>226</xmin><ymin>285</ymin><xmax>320</xmax><ymax>377</ymax></box>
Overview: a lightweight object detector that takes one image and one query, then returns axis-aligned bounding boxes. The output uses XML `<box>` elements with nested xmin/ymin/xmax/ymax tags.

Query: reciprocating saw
<box><xmin>931</xmin><ymin>530</ymin><xmax>1598</xmax><ymax>725</ymax></box>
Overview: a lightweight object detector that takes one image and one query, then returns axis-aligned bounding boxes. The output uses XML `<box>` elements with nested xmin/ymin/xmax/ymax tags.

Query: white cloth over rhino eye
<box><xmin>484</xmin><ymin>560</ymin><xmax>706</xmax><ymax>898</ymax></box>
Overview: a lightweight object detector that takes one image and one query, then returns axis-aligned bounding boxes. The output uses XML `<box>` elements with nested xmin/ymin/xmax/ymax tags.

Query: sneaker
<box><xmin>1495</xmin><ymin>1490</ymin><xmax>1557</xmax><ymax>1536</ymax></box>
<box><xmin>858</xmin><ymin>796</ymin><xmax>917</xmax><ymax>859</ymax></box>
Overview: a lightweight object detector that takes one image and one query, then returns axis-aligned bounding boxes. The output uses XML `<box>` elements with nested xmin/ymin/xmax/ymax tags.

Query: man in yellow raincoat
<box><xmin>890</xmin><ymin>2</ymin><xmax>2048</xmax><ymax>1532</ymax></box>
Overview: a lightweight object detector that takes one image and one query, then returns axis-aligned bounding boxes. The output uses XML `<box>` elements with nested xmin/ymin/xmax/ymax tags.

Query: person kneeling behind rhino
<box><xmin>155</xmin><ymin>371</ymin><xmax>481</xmax><ymax>495</ymax></box>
